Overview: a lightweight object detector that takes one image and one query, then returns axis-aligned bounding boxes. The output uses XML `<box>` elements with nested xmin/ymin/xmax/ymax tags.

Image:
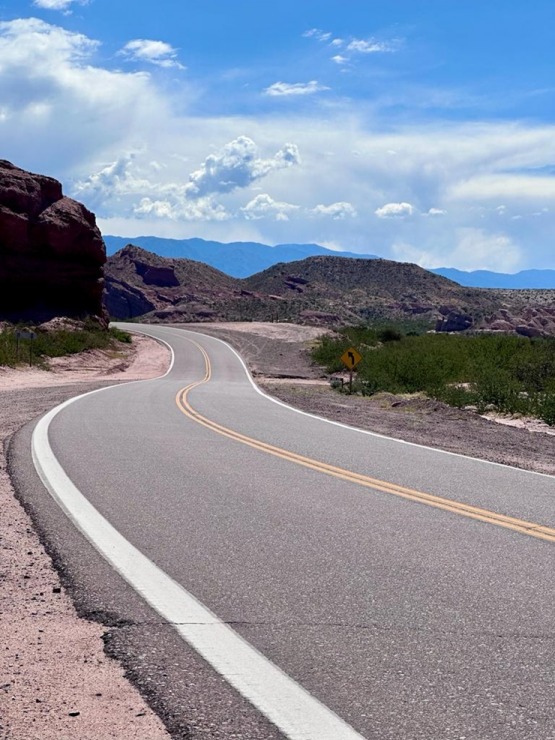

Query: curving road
<box><xmin>20</xmin><ymin>323</ymin><xmax>555</xmax><ymax>738</ymax></box>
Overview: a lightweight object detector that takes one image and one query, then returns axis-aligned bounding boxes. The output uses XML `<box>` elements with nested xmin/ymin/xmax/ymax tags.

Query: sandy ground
<box><xmin>0</xmin><ymin>335</ymin><xmax>171</xmax><ymax>740</ymax></box>
<box><xmin>2</xmin><ymin>322</ymin><xmax>554</xmax><ymax>739</ymax></box>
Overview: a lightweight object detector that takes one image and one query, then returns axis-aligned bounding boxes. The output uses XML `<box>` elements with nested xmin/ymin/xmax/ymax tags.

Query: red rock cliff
<box><xmin>0</xmin><ymin>160</ymin><xmax>106</xmax><ymax>322</ymax></box>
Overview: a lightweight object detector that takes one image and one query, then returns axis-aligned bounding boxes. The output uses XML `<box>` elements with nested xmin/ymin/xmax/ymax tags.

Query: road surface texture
<box><xmin>11</xmin><ymin>323</ymin><xmax>555</xmax><ymax>739</ymax></box>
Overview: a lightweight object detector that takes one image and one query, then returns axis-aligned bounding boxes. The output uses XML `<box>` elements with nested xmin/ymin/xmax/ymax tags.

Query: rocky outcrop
<box><xmin>436</xmin><ymin>306</ymin><xmax>474</xmax><ymax>332</ymax></box>
<box><xmin>104</xmin><ymin>245</ymin><xmax>241</xmax><ymax>320</ymax></box>
<box><xmin>0</xmin><ymin>160</ymin><xmax>106</xmax><ymax>322</ymax></box>
<box><xmin>481</xmin><ymin>306</ymin><xmax>555</xmax><ymax>338</ymax></box>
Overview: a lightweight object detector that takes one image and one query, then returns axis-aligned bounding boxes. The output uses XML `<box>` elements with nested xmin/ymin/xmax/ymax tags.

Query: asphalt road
<box><xmin>14</xmin><ymin>323</ymin><xmax>555</xmax><ymax>739</ymax></box>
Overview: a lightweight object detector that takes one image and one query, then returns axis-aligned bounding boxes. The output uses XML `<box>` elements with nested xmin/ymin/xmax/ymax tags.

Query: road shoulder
<box><xmin>0</xmin><ymin>336</ymin><xmax>171</xmax><ymax>740</ymax></box>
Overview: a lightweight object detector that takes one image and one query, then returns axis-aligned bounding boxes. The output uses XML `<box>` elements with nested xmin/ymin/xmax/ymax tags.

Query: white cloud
<box><xmin>264</xmin><ymin>81</ymin><xmax>329</xmax><ymax>97</ymax></box>
<box><xmin>312</xmin><ymin>202</ymin><xmax>357</xmax><ymax>219</ymax></box>
<box><xmin>347</xmin><ymin>38</ymin><xmax>400</xmax><ymax>54</ymax></box>
<box><xmin>375</xmin><ymin>202</ymin><xmax>416</xmax><ymax>219</ymax></box>
<box><xmin>449</xmin><ymin>174</ymin><xmax>555</xmax><ymax>202</ymax></box>
<box><xmin>74</xmin><ymin>152</ymin><xmax>152</xmax><ymax>206</ymax></box>
<box><xmin>77</xmin><ymin>138</ymin><xmax>302</xmax><ymax>223</ymax></box>
<box><xmin>392</xmin><ymin>228</ymin><xmax>522</xmax><ymax>271</ymax></box>
<box><xmin>241</xmin><ymin>194</ymin><xmax>299</xmax><ymax>221</ymax></box>
<box><xmin>241</xmin><ymin>197</ymin><xmax>356</xmax><ymax>223</ymax></box>
<box><xmin>302</xmin><ymin>29</ymin><xmax>332</xmax><ymax>43</ymax></box>
<box><xmin>328</xmin><ymin>36</ymin><xmax>402</xmax><ymax>68</ymax></box>
<box><xmin>1</xmin><ymin>18</ymin><xmax>554</xmax><ymax>269</ymax></box>
<box><xmin>135</xmin><ymin>196</ymin><xmax>230</xmax><ymax>222</ymax></box>
<box><xmin>185</xmin><ymin>136</ymin><xmax>300</xmax><ymax>198</ymax></box>
<box><xmin>120</xmin><ymin>39</ymin><xmax>185</xmax><ymax>69</ymax></box>
<box><xmin>453</xmin><ymin>228</ymin><xmax>522</xmax><ymax>271</ymax></box>
<box><xmin>0</xmin><ymin>18</ymin><xmax>174</xmax><ymax>171</ymax></box>
<box><xmin>33</xmin><ymin>0</ymin><xmax>86</xmax><ymax>10</ymax></box>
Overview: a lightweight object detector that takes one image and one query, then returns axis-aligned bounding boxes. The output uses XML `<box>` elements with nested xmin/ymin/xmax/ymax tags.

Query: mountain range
<box><xmin>103</xmin><ymin>235</ymin><xmax>555</xmax><ymax>289</ymax></box>
<box><xmin>104</xmin><ymin>245</ymin><xmax>555</xmax><ymax>338</ymax></box>
<box><xmin>103</xmin><ymin>235</ymin><xmax>374</xmax><ymax>280</ymax></box>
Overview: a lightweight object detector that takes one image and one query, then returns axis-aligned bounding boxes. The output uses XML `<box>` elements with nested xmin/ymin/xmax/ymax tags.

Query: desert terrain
<box><xmin>1</xmin><ymin>322</ymin><xmax>554</xmax><ymax>738</ymax></box>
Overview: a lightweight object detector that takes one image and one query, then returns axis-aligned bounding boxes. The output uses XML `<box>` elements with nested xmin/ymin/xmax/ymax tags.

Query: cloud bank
<box><xmin>1</xmin><ymin>17</ymin><xmax>555</xmax><ymax>270</ymax></box>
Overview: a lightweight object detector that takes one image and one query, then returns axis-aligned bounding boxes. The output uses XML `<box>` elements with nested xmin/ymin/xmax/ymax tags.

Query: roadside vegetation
<box><xmin>0</xmin><ymin>319</ymin><xmax>132</xmax><ymax>368</ymax></box>
<box><xmin>313</xmin><ymin>325</ymin><xmax>555</xmax><ymax>426</ymax></box>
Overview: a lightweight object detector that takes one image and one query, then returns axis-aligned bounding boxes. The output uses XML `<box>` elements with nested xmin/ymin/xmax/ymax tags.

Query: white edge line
<box><xmin>174</xmin><ymin>325</ymin><xmax>555</xmax><ymax>481</ymax></box>
<box><xmin>31</xmin><ymin>332</ymin><xmax>365</xmax><ymax>740</ymax></box>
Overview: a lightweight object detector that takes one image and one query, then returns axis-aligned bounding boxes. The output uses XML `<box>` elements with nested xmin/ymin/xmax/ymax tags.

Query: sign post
<box><xmin>16</xmin><ymin>330</ymin><xmax>37</xmax><ymax>366</ymax></box>
<box><xmin>340</xmin><ymin>347</ymin><xmax>362</xmax><ymax>393</ymax></box>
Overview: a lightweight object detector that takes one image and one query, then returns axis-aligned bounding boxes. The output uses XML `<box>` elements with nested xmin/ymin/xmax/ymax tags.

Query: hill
<box><xmin>106</xmin><ymin>246</ymin><xmax>544</xmax><ymax>332</ymax></box>
<box><xmin>103</xmin><ymin>234</ymin><xmax>555</xmax><ymax>288</ymax></box>
<box><xmin>103</xmin><ymin>235</ymin><xmax>376</xmax><ymax>278</ymax></box>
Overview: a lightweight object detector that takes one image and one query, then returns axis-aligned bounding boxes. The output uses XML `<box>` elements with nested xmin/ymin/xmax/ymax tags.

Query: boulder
<box><xmin>436</xmin><ymin>311</ymin><xmax>473</xmax><ymax>332</ymax></box>
<box><xmin>0</xmin><ymin>160</ymin><xmax>106</xmax><ymax>322</ymax></box>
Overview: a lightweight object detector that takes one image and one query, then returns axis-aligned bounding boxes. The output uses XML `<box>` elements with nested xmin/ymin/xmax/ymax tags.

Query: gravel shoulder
<box><xmin>0</xmin><ymin>335</ymin><xmax>171</xmax><ymax>740</ymax></box>
<box><xmin>2</xmin><ymin>322</ymin><xmax>554</xmax><ymax>739</ymax></box>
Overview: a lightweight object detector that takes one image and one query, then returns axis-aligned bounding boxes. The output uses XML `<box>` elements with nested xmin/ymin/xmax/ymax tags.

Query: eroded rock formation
<box><xmin>0</xmin><ymin>160</ymin><xmax>106</xmax><ymax>322</ymax></box>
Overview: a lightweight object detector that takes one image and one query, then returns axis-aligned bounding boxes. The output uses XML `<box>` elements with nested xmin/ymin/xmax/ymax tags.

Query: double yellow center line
<box><xmin>175</xmin><ymin>339</ymin><xmax>555</xmax><ymax>545</ymax></box>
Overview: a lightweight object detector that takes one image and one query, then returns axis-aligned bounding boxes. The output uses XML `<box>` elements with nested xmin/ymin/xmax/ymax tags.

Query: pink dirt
<box><xmin>0</xmin><ymin>334</ymin><xmax>171</xmax><ymax>739</ymax></box>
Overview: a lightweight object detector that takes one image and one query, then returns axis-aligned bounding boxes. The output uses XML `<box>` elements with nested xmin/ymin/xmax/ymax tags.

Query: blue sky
<box><xmin>1</xmin><ymin>1</ymin><xmax>554</xmax><ymax>271</ymax></box>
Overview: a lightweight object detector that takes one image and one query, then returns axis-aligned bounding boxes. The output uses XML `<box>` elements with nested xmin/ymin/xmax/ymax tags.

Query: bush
<box><xmin>0</xmin><ymin>322</ymin><xmax>132</xmax><ymax>367</ymax></box>
<box><xmin>311</xmin><ymin>325</ymin><xmax>555</xmax><ymax>422</ymax></box>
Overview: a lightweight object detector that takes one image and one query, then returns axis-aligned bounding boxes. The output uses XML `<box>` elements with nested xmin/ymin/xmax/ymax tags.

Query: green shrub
<box><xmin>0</xmin><ymin>322</ymin><xmax>133</xmax><ymax>367</ymax></box>
<box><xmin>311</xmin><ymin>325</ymin><xmax>555</xmax><ymax>422</ymax></box>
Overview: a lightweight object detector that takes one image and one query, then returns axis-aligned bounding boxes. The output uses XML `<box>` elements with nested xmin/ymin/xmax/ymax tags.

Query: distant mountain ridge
<box><xmin>103</xmin><ymin>235</ymin><xmax>555</xmax><ymax>288</ymax></box>
<box><xmin>103</xmin><ymin>235</ymin><xmax>375</xmax><ymax>279</ymax></box>
<box><xmin>432</xmin><ymin>267</ymin><xmax>555</xmax><ymax>289</ymax></box>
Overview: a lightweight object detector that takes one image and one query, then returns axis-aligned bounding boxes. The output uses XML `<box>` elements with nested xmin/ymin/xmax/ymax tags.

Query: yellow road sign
<box><xmin>341</xmin><ymin>347</ymin><xmax>362</xmax><ymax>370</ymax></box>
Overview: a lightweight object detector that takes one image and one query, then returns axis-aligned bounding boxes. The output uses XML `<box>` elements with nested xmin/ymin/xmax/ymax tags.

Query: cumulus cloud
<box><xmin>120</xmin><ymin>39</ymin><xmax>185</xmax><ymax>69</ymax></box>
<box><xmin>185</xmin><ymin>136</ymin><xmax>300</xmax><ymax>198</ymax></box>
<box><xmin>76</xmin><ymin>138</ymin><xmax>302</xmax><ymax>223</ymax></box>
<box><xmin>375</xmin><ymin>202</ymin><xmax>416</xmax><ymax>219</ymax></box>
<box><xmin>264</xmin><ymin>81</ymin><xmax>329</xmax><ymax>97</ymax></box>
<box><xmin>312</xmin><ymin>202</ymin><xmax>357</xmax><ymax>219</ymax></box>
<box><xmin>241</xmin><ymin>194</ymin><xmax>299</xmax><ymax>221</ymax></box>
<box><xmin>135</xmin><ymin>196</ymin><xmax>230</xmax><ymax>222</ymax></box>
<box><xmin>74</xmin><ymin>152</ymin><xmax>150</xmax><ymax>205</ymax></box>
<box><xmin>425</xmin><ymin>207</ymin><xmax>447</xmax><ymax>216</ymax></box>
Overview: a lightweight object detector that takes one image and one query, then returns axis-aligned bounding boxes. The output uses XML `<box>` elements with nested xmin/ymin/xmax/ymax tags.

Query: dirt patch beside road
<box><xmin>0</xmin><ymin>335</ymin><xmax>171</xmax><ymax>740</ymax></box>
<box><xmin>182</xmin><ymin>322</ymin><xmax>330</xmax><ymax>379</ymax></box>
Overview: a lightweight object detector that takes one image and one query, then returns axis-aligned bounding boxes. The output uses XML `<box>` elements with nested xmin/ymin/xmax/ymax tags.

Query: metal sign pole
<box><xmin>340</xmin><ymin>347</ymin><xmax>362</xmax><ymax>394</ymax></box>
